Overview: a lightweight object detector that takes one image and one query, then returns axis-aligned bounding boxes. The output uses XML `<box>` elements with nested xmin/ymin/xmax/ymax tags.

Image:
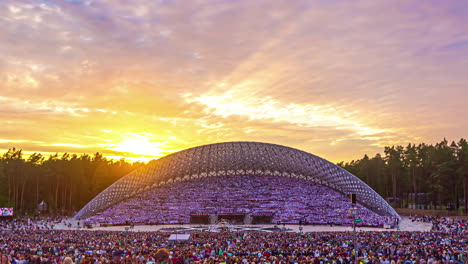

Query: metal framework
<box><xmin>74</xmin><ymin>142</ymin><xmax>399</xmax><ymax>219</ymax></box>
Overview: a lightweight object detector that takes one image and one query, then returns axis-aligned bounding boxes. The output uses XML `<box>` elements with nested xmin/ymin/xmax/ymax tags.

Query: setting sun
<box><xmin>98</xmin><ymin>133</ymin><xmax>172</xmax><ymax>162</ymax></box>
<box><xmin>112</xmin><ymin>138</ymin><xmax>166</xmax><ymax>156</ymax></box>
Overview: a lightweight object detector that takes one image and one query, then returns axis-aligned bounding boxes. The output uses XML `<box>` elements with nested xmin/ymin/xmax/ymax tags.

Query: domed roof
<box><xmin>74</xmin><ymin>141</ymin><xmax>399</xmax><ymax>219</ymax></box>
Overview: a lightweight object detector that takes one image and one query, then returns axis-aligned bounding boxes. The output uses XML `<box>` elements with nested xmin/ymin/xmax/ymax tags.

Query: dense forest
<box><xmin>0</xmin><ymin>148</ymin><xmax>144</xmax><ymax>215</ymax></box>
<box><xmin>1</xmin><ymin>138</ymin><xmax>467</xmax><ymax>216</ymax></box>
<box><xmin>338</xmin><ymin>138</ymin><xmax>468</xmax><ymax>213</ymax></box>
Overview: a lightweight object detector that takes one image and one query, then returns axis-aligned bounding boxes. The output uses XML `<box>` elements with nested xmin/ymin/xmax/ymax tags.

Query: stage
<box><xmin>56</xmin><ymin>217</ymin><xmax>431</xmax><ymax>232</ymax></box>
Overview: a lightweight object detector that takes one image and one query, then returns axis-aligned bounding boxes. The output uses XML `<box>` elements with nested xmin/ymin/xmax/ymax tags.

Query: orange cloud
<box><xmin>0</xmin><ymin>0</ymin><xmax>467</xmax><ymax>162</ymax></box>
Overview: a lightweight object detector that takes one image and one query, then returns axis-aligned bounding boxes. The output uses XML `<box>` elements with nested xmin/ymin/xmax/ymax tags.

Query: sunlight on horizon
<box><xmin>0</xmin><ymin>148</ymin><xmax>162</xmax><ymax>164</ymax></box>
<box><xmin>98</xmin><ymin>132</ymin><xmax>172</xmax><ymax>162</ymax></box>
<box><xmin>103</xmin><ymin>155</ymin><xmax>156</xmax><ymax>163</ymax></box>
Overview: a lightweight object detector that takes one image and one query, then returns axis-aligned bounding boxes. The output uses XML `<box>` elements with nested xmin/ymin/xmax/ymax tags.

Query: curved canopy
<box><xmin>75</xmin><ymin>142</ymin><xmax>399</xmax><ymax>219</ymax></box>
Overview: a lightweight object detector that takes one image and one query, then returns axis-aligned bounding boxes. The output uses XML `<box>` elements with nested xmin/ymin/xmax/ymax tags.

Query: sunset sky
<box><xmin>1</xmin><ymin>0</ymin><xmax>467</xmax><ymax>163</ymax></box>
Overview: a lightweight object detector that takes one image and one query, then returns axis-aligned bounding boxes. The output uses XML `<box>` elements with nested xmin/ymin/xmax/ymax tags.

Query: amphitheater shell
<box><xmin>74</xmin><ymin>142</ymin><xmax>399</xmax><ymax>220</ymax></box>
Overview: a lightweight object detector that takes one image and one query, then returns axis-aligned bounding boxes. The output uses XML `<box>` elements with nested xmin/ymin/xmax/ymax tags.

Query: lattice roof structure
<box><xmin>74</xmin><ymin>142</ymin><xmax>399</xmax><ymax>220</ymax></box>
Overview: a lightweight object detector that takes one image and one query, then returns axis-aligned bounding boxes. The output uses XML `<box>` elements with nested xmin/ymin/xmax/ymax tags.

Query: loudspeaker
<box><xmin>350</xmin><ymin>193</ymin><xmax>356</xmax><ymax>204</ymax></box>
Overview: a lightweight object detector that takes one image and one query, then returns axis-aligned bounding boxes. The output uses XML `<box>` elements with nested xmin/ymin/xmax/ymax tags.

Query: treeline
<box><xmin>2</xmin><ymin>138</ymin><xmax>468</xmax><ymax>216</ymax></box>
<box><xmin>0</xmin><ymin>148</ymin><xmax>144</xmax><ymax>215</ymax></box>
<box><xmin>338</xmin><ymin>138</ymin><xmax>468</xmax><ymax>213</ymax></box>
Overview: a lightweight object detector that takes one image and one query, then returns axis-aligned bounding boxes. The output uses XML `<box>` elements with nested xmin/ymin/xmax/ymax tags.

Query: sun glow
<box><xmin>104</xmin><ymin>155</ymin><xmax>156</xmax><ymax>163</ymax></box>
<box><xmin>101</xmin><ymin>133</ymin><xmax>171</xmax><ymax>162</ymax></box>
<box><xmin>111</xmin><ymin>138</ymin><xmax>166</xmax><ymax>156</ymax></box>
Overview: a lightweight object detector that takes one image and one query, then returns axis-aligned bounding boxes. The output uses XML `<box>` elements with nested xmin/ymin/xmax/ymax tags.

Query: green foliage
<box><xmin>3</xmin><ymin>138</ymin><xmax>468</xmax><ymax>216</ymax></box>
<box><xmin>338</xmin><ymin>138</ymin><xmax>468</xmax><ymax>213</ymax></box>
<box><xmin>0</xmin><ymin>148</ymin><xmax>144</xmax><ymax>215</ymax></box>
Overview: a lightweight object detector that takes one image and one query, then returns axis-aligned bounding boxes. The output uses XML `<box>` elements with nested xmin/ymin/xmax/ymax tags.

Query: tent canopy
<box><xmin>37</xmin><ymin>201</ymin><xmax>48</xmax><ymax>211</ymax></box>
<box><xmin>168</xmin><ymin>234</ymin><xmax>190</xmax><ymax>243</ymax></box>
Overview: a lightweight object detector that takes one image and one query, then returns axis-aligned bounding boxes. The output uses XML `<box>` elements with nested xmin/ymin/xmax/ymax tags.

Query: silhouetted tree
<box><xmin>338</xmin><ymin>138</ymin><xmax>468</xmax><ymax>213</ymax></box>
<box><xmin>0</xmin><ymin>150</ymin><xmax>144</xmax><ymax>215</ymax></box>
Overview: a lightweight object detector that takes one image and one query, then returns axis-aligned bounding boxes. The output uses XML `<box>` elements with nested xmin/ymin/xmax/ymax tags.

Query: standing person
<box><xmin>1</xmin><ymin>253</ymin><xmax>10</xmax><ymax>264</ymax></box>
<box><xmin>154</xmin><ymin>249</ymin><xmax>173</xmax><ymax>264</ymax></box>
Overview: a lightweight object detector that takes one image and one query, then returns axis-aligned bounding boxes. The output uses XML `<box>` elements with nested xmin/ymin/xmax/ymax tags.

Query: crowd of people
<box><xmin>409</xmin><ymin>216</ymin><xmax>468</xmax><ymax>233</ymax></box>
<box><xmin>2</xmin><ymin>177</ymin><xmax>466</xmax><ymax>263</ymax></box>
<box><xmin>86</xmin><ymin>176</ymin><xmax>395</xmax><ymax>227</ymax></box>
<box><xmin>0</xmin><ymin>217</ymin><xmax>62</xmax><ymax>231</ymax></box>
<box><xmin>0</xmin><ymin>220</ymin><xmax>467</xmax><ymax>264</ymax></box>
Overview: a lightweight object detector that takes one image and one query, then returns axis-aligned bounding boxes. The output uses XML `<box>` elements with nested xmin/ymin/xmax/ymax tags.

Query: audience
<box><xmin>0</xmin><ymin>225</ymin><xmax>466</xmax><ymax>263</ymax></box>
<box><xmin>2</xmin><ymin>177</ymin><xmax>465</xmax><ymax>263</ymax></box>
<box><xmin>86</xmin><ymin>176</ymin><xmax>396</xmax><ymax>227</ymax></box>
<box><xmin>411</xmin><ymin>215</ymin><xmax>468</xmax><ymax>233</ymax></box>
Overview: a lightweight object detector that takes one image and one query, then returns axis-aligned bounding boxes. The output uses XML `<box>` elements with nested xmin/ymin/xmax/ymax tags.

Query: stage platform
<box><xmin>55</xmin><ymin>217</ymin><xmax>431</xmax><ymax>232</ymax></box>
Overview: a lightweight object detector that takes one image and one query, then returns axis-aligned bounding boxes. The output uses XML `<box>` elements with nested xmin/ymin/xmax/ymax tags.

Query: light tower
<box><xmin>349</xmin><ymin>193</ymin><xmax>360</xmax><ymax>264</ymax></box>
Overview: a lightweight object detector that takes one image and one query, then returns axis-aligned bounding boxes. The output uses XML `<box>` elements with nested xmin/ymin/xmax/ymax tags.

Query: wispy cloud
<box><xmin>186</xmin><ymin>89</ymin><xmax>386</xmax><ymax>137</ymax></box>
<box><xmin>0</xmin><ymin>0</ymin><xmax>467</xmax><ymax>162</ymax></box>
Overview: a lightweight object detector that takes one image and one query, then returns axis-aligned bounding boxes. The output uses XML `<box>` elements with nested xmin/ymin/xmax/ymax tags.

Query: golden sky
<box><xmin>1</xmin><ymin>0</ymin><xmax>468</xmax><ymax>163</ymax></box>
